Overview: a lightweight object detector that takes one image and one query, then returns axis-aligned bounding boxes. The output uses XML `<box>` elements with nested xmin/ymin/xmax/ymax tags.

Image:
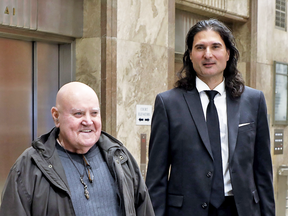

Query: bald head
<box><xmin>55</xmin><ymin>82</ymin><xmax>98</xmax><ymax>112</ymax></box>
<box><xmin>51</xmin><ymin>82</ymin><xmax>102</xmax><ymax>154</ymax></box>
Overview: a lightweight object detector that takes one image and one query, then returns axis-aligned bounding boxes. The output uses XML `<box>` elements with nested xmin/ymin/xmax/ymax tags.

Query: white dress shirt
<box><xmin>196</xmin><ymin>76</ymin><xmax>233</xmax><ymax>196</ymax></box>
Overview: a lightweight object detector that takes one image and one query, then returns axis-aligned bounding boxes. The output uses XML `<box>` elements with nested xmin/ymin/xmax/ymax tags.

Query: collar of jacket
<box><xmin>30</xmin><ymin>127</ymin><xmax>128</xmax><ymax>194</ymax></box>
<box><xmin>32</xmin><ymin>127</ymin><xmax>59</xmax><ymax>158</ymax></box>
<box><xmin>32</xmin><ymin>127</ymin><xmax>126</xmax><ymax>160</ymax></box>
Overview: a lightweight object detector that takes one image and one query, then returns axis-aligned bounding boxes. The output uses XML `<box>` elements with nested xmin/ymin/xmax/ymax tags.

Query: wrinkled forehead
<box><xmin>70</xmin><ymin>107</ymin><xmax>100</xmax><ymax>113</ymax></box>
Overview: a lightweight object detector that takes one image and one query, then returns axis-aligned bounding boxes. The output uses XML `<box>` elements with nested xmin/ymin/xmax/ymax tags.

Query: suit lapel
<box><xmin>226</xmin><ymin>93</ymin><xmax>241</xmax><ymax>162</ymax></box>
<box><xmin>183</xmin><ymin>89</ymin><xmax>213</xmax><ymax>159</ymax></box>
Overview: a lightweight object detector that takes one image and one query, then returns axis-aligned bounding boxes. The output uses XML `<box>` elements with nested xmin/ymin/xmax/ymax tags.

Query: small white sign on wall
<box><xmin>136</xmin><ymin>105</ymin><xmax>152</xmax><ymax>125</ymax></box>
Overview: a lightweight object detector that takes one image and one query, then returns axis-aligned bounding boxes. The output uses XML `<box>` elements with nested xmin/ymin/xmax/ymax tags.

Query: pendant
<box><xmin>80</xmin><ymin>177</ymin><xmax>90</xmax><ymax>200</ymax></box>
<box><xmin>84</xmin><ymin>188</ymin><xmax>90</xmax><ymax>199</ymax></box>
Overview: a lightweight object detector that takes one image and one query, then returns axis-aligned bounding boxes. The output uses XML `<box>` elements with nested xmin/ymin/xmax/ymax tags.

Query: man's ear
<box><xmin>51</xmin><ymin>107</ymin><xmax>60</xmax><ymax>127</ymax></box>
<box><xmin>189</xmin><ymin>51</ymin><xmax>193</xmax><ymax>63</ymax></box>
<box><xmin>226</xmin><ymin>49</ymin><xmax>230</xmax><ymax>61</ymax></box>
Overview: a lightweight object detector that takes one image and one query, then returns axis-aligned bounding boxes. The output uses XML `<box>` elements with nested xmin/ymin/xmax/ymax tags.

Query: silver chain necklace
<box><xmin>57</xmin><ymin>139</ymin><xmax>90</xmax><ymax>200</ymax></box>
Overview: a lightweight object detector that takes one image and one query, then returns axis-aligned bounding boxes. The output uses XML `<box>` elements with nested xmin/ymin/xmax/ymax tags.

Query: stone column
<box><xmin>76</xmin><ymin>0</ymin><xmax>174</xmax><ymax>164</ymax></box>
<box><xmin>76</xmin><ymin>0</ymin><xmax>117</xmax><ymax>136</ymax></box>
<box><xmin>116</xmin><ymin>0</ymin><xmax>173</xmax><ymax>163</ymax></box>
<box><xmin>100</xmin><ymin>0</ymin><xmax>118</xmax><ymax>136</ymax></box>
<box><xmin>76</xmin><ymin>0</ymin><xmax>102</xmax><ymax>105</ymax></box>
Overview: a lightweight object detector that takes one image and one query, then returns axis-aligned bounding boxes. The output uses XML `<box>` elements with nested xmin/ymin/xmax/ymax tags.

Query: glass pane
<box><xmin>276</xmin><ymin>2</ymin><xmax>280</xmax><ymax>10</ymax></box>
<box><xmin>276</xmin><ymin>63</ymin><xmax>288</xmax><ymax>75</ymax></box>
<box><xmin>281</xmin><ymin>1</ymin><xmax>286</xmax><ymax>11</ymax></box>
<box><xmin>275</xmin><ymin>0</ymin><xmax>286</xmax><ymax>29</ymax></box>
<box><xmin>275</xmin><ymin>74</ymin><xmax>288</xmax><ymax>121</ymax></box>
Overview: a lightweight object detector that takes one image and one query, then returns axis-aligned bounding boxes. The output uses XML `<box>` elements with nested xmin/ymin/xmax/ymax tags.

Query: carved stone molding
<box><xmin>176</xmin><ymin>0</ymin><xmax>249</xmax><ymax>22</ymax></box>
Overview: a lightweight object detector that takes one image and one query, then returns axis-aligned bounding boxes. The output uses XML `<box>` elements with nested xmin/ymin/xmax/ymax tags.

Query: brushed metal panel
<box><xmin>22</xmin><ymin>0</ymin><xmax>37</xmax><ymax>29</ymax></box>
<box><xmin>0</xmin><ymin>38</ymin><xmax>32</xmax><ymax>187</ymax></box>
<box><xmin>37</xmin><ymin>0</ymin><xmax>83</xmax><ymax>37</ymax></box>
<box><xmin>0</xmin><ymin>0</ymin><xmax>37</xmax><ymax>29</ymax></box>
<box><xmin>0</xmin><ymin>0</ymin><xmax>13</xmax><ymax>25</ymax></box>
<box><xmin>59</xmin><ymin>43</ymin><xmax>74</xmax><ymax>86</ymax></box>
<box><xmin>34</xmin><ymin>42</ymin><xmax>59</xmax><ymax>137</ymax></box>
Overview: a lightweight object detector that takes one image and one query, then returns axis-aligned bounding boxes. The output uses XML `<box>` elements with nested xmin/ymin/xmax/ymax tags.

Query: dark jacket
<box><xmin>146</xmin><ymin>87</ymin><xmax>275</xmax><ymax>216</ymax></box>
<box><xmin>0</xmin><ymin>128</ymin><xmax>154</xmax><ymax>216</ymax></box>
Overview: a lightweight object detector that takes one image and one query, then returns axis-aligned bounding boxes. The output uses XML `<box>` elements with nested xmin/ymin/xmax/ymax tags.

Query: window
<box><xmin>273</xmin><ymin>61</ymin><xmax>288</xmax><ymax>125</ymax></box>
<box><xmin>275</xmin><ymin>0</ymin><xmax>286</xmax><ymax>30</ymax></box>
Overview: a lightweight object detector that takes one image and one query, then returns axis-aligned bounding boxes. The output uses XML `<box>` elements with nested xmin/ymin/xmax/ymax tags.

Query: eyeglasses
<box><xmin>83</xmin><ymin>155</ymin><xmax>94</xmax><ymax>183</ymax></box>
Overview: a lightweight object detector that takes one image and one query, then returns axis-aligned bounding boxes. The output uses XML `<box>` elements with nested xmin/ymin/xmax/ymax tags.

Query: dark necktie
<box><xmin>205</xmin><ymin>90</ymin><xmax>225</xmax><ymax>208</ymax></box>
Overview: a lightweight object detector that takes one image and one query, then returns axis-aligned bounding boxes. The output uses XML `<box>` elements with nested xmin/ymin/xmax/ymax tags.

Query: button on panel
<box><xmin>206</xmin><ymin>171</ymin><xmax>212</xmax><ymax>178</ymax></box>
<box><xmin>201</xmin><ymin>202</ymin><xmax>208</xmax><ymax>209</ymax></box>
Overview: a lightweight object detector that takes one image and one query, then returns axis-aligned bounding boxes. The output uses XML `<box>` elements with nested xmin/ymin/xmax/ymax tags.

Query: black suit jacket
<box><xmin>146</xmin><ymin>86</ymin><xmax>275</xmax><ymax>216</ymax></box>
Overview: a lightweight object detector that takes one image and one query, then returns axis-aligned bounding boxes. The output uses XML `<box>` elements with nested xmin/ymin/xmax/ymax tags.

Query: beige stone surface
<box><xmin>176</xmin><ymin>0</ymin><xmax>248</xmax><ymax>21</ymax></box>
<box><xmin>255</xmin><ymin>63</ymin><xmax>273</xmax><ymax>112</ymax></box>
<box><xmin>232</xmin><ymin>22</ymin><xmax>250</xmax><ymax>86</ymax></box>
<box><xmin>117</xmin><ymin>0</ymin><xmax>168</xmax><ymax>46</ymax></box>
<box><xmin>83</xmin><ymin>0</ymin><xmax>101</xmax><ymax>38</ymax></box>
<box><xmin>75</xmin><ymin>38</ymin><xmax>102</xmax><ymax>98</ymax></box>
<box><xmin>236</xmin><ymin>62</ymin><xmax>246</xmax><ymax>83</ymax></box>
<box><xmin>116</xmin><ymin>39</ymin><xmax>168</xmax><ymax>164</ymax></box>
<box><xmin>257</xmin><ymin>0</ymin><xmax>274</xmax><ymax>65</ymax></box>
<box><xmin>226</xmin><ymin>0</ymin><xmax>249</xmax><ymax>17</ymax></box>
<box><xmin>233</xmin><ymin>22</ymin><xmax>250</xmax><ymax>62</ymax></box>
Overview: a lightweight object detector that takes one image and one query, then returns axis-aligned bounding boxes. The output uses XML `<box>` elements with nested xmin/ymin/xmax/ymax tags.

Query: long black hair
<box><xmin>175</xmin><ymin>19</ymin><xmax>245</xmax><ymax>98</ymax></box>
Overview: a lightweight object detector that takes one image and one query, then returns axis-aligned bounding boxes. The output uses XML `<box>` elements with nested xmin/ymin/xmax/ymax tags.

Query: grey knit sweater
<box><xmin>57</xmin><ymin>143</ymin><xmax>121</xmax><ymax>216</ymax></box>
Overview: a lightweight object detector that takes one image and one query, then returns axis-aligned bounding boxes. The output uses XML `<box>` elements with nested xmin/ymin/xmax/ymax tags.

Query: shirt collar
<box><xmin>196</xmin><ymin>76</ymin><xmax>225</xmax><ymax>96</ymax></box>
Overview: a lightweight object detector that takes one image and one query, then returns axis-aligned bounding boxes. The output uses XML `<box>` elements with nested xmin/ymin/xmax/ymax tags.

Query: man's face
<box><xmin>53</xmin><ymin>85</ymin><xmax>102</xmax><ymax>154</ymax></box>
<box><xmin>190</xmin><ymin>30</ymin><xmax>230</xmax><ymax>86</ymax></box>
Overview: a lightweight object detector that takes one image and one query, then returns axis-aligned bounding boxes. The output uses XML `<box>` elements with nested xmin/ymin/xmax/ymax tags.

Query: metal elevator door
<box><xmin>0</xmin><ymin>38</ymin><xmax>59</xmax><ymax>193</ymax></box>
<box><xmin>34</xmin><ymin>42</ymin><xmax>59</xmax><ymax>137</ymax></box>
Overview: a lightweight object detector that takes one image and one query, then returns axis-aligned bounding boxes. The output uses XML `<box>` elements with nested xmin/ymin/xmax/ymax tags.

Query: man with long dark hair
<box><xmin>146</xmin><ymin>19</ymin><xmax>275</xmax><ymax>216</ymax></box>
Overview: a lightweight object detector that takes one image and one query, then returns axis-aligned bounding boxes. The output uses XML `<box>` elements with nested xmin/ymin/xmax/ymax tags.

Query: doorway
<box><xmin>0</xmin><ymin>37</ymin><xmax>72</xmax><ymax>193</ymax></box>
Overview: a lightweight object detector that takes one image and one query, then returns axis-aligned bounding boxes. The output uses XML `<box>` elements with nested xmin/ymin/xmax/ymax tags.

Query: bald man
<box><xmin>0</xmin><ymin>82</ymin><xmax>154</xmax><ymax>216</ymax></box>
